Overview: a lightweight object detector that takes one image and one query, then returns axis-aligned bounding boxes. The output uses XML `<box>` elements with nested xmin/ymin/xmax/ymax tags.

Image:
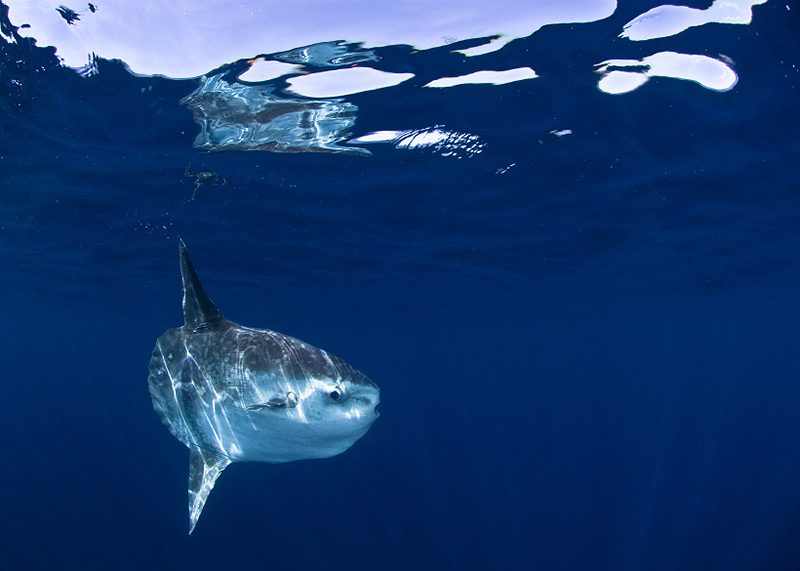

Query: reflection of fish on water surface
<box><xmin>179</xmin><ymin>74</ymin><xmax>366</xmax><ymax>155</ymax></box>
<box><xmin>148</xmin><ymin>241</ymin><xmax>380</xmax><ymax>533</ymax></box>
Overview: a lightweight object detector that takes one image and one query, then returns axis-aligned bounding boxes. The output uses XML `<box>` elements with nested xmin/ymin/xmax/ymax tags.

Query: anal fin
<box><xmin>188</xmin><ymin>446</ymin><xmax>231</xmax><ymax>534</ymax></box>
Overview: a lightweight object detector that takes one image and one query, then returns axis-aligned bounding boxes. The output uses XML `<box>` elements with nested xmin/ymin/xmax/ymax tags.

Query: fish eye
<box><xmin>329</xmin><ymin>386</ymin><xmax>343</xmax><ymax>401</ymax></box>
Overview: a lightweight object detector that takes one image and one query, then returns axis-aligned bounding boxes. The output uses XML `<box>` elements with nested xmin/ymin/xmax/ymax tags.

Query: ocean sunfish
<box><xmin>148</xmin><ymin>240</ymin><xmax>380</xmax><ymax>533</ymax></box>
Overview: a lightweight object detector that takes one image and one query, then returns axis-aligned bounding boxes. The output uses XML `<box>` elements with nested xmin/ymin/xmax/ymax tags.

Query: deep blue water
<box><xmin>2</xmin><ymin>1</ymin><xmax>800</xmax><ymax>569</ymax></box>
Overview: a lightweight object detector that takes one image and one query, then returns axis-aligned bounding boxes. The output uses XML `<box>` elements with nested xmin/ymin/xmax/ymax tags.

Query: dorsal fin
<box><xmin>178</xmin><ymin>239</ymin><xmax>225</xmax><ymax>330</ymax></box>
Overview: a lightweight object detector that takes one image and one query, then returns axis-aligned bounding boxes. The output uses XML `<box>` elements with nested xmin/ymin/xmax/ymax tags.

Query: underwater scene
<box><xmin>1</xmin><ymin>0</ymin><xmax>799</xmax><ymax>569</ymax></box>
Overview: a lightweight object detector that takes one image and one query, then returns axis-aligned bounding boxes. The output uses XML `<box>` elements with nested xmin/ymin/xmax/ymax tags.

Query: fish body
<box><xmin>148</xmin><ymin>241</ymin><xmax>380</xmax><ymax>533</ymax></box>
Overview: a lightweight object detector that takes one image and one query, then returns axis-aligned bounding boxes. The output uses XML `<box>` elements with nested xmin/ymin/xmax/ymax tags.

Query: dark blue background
<box><xmin>1</xmin><ymin>1</ymin><xmax>800</xmax><ymax>569</ymax></box>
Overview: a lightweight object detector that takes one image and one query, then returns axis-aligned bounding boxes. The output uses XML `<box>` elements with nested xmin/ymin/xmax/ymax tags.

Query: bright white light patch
<box><xmin>349</xmin><ymin>131</ymin><xmax>404</xmax><ymax>144</ymax></box>
<box><xmin>456</xmin><ymin>37</ymin><xmax>515</xmax><ymax>57</ymax></box>
<box><xmin>425</xmin><ymin>68</ymin><xmax>538</xmax><ymax>88</ymax></box>
<box><xmin>596</xmin><ymin>52</ymin><xmax>738</xmax><ymax>94</ymax></box>
<box><xmin>597</xmin><ymin>71</ymin><xmax>650</xmax><ymax>94</ymax></box>
<box><xmin>285</xmin><ymin>68</ymin><xmax>414</xmax><ymax>98</ymax></box>
<box><xmin>394</xmin><ymin>130</ymin><xmax>451</xmax><ymax>148</ymax></box>
<box><xmin>349</xmin><ymin>127</ymin><xmax>485</xmax><ymax>158</ymax></box>
<box><xmin>238</xmin><ymin>60</ymin><xmax>302</xmax><ymax>83</ymax></box>
<box><xmin>620</xmin><ymin>0</ymin><xmax>768</xmax><ymax>41</ymax></box>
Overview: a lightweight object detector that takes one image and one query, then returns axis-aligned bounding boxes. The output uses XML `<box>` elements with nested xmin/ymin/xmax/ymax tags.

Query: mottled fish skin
<box><xmin>148</xmin><ymin>321</ymin><xmax>380</xmax><ymax>462</ymax></box>
<box><xmin>147</xmin><ymin>240</ymin><xmax>380</xmax><ymax>533</ymax></box>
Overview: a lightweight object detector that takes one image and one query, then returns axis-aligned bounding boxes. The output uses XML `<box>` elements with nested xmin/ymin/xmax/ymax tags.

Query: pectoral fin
<box><xmin>247</xmin><ymin>391</ymin><xmax>298</xmax><ymax>410</ymax></box>
<box><xmin>188</xmin><ymin>446</ymin><xmax>231</xmax><ymax>534</ymax></box>
<box><xmin>247</xmin><ymin>397</ymin><xmax>287</xmax><ymax>410</ymax></box>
